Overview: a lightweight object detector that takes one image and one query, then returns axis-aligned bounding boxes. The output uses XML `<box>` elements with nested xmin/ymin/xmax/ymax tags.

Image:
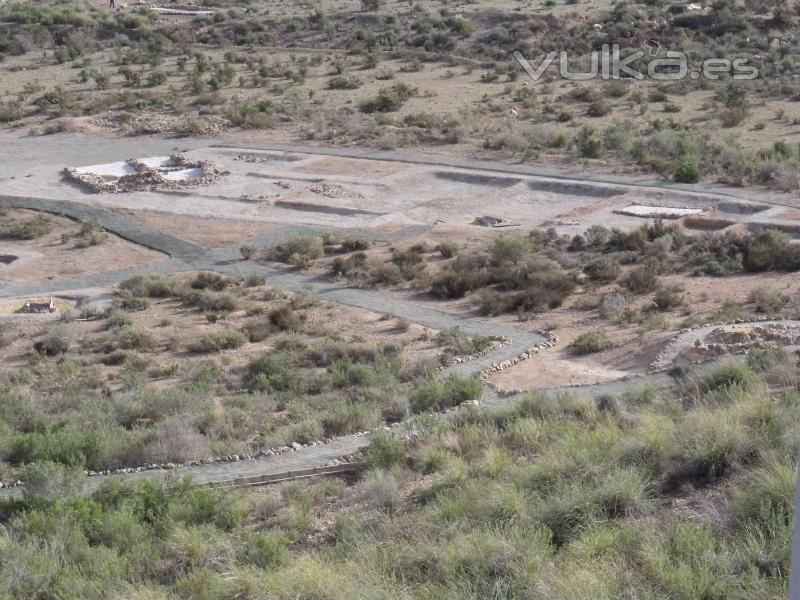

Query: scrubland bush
<box><xmin>326</xmin><ymin>75</ymin><xmax>362</xmax><ymax>90</ymax></box>
<box><xmin>181</xmin><ymin>286</ymin><xmax>238</xmax><ymax>312</ymax></box>
<box><xmin>33</xmin><ymin>324</ymin><xmax>76</xmax><ymax>356</ymax></box>
<box><xmin>360</xmin><ymin>83</ymin><xmax>416</xmax><ymax>113</ymax></box>
<box><xmin>622</xmin><ymin>263</ymin><xmax>659</xmax><ymax>294</ymax></box>
<box><xmin>0</xmin><ymin>215</ymin><xmax>51</xmax><ymax>239</ymax></box>
<box><xmin>120</xmin><ymin>274</ymin><xmax>179</xmax><ymax>298</ymax></box>
<box><xmin>567</xmin><ymin>331</ymin><xmax>614</xmax><ymax>355</ymax></box>
<box><xmin>268</xmin><ymin>235</ymin><xmax>324</xmax><ymax>268</ymax></box>
<box><xmin>190</xmin><ymin>329</ymin><xmax>247</xmax><ymax>353</ymax></box>
<box><xmin>190</xmin><ymin>271</ymin><xmax>230</xmax><ymax>291</ymax></box>
<box><xmin>599</xmin><ymin>292</ymin><xmax>629</xmax><ymax>320</ymax></box>
<box><xmin>583</xmin><ymin>257</ymin><xmax>621</xmax><ymax>282</ymax></box>
<box><xmin>747</xmin><ymin>285</ymin><xmax>787</xmax><ymax>314</ymax></box>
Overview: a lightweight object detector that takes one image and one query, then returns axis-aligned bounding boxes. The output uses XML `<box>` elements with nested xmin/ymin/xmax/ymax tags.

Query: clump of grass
<box><xmin>409</xmin><ymin>373</ymin><xmax>482</xmax><ymax>413</ymax></box>
<box><xmin>698</xmin><ymin>361</ymin><xmax>759</xmax><ymax>396</ymax></box>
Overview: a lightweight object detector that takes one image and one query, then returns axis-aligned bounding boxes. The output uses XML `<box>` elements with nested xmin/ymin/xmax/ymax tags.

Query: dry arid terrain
<box><xmin>1</xmin><ymin>0</ymin><xmax>800</xmax><ymax>598</ymax></box>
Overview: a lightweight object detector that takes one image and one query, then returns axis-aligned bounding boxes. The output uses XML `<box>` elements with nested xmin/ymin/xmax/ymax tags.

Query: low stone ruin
<box><xmin>63</xmin><ymin>155</ymin><xmax>227</xmax><ymax>193</ymax></box>
<box><xmin>687</xmin><ymin>324</ymin><xmax>800</xmax><ymax>360</ymax></box>
<box><xmin>16</xmin><ymin>297</ymin><xmax>55</xmax><ymax>314</ymax></box>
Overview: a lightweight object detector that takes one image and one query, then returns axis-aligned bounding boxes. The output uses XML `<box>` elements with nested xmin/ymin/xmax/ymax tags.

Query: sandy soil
<box><xmin>489</xmin><ymin>345</ymin><xmax>631</xmax><ymax>390</ymax></box>
<box><xmin>0</xmin><ymin>208</ymin><xmax>165</xmax><ymax>283</ymax></box>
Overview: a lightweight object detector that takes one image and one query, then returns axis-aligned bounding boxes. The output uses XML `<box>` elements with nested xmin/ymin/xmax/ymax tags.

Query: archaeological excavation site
<box><xmin>3</xmin><ymin>0</ymin><xmax>800</xmax><ymax>594</ymax></box>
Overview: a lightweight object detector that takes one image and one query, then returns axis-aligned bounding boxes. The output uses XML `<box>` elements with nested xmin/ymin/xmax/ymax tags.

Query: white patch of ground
<box><xmin>74</xmin><ymin>156</ymin><xmax>201</xmax><ymax>182</ymax></box>
<box><xmin>615</xmin><ymin>204</ymin><xmax>704</xmax><ymax>218</ymax></box>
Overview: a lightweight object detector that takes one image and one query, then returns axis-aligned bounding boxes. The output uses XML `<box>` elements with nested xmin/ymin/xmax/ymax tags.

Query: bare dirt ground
<box><xmin>111</xmin><ymin>208</ymin><xmax>277</xmax><ymax>248</ymax></box>
<box><xmin>0</xmin><ymin>208</ymin><xmax>165</xmax><ymax>284</ymax></box>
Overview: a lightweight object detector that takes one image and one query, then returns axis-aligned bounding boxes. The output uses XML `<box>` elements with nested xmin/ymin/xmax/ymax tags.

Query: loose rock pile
<box><xmin>94</xmin><ymin>113</ymin><xmax>229</xmax><ymax>136</ymax></box>
<box><xmin>309</xmin><ymin>183</ymin><xmax>361</xmax><ymax>199</ymax></box>
<box><xmin>63</xmin><ymin>155</ymin><xmax>227</xmax><ymax>193</ymax></box>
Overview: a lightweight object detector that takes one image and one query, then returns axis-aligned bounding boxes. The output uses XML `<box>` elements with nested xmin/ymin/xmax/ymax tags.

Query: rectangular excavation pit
<box><xmin>223</xmin><ymin>151</ymin><xmax>304</xmax><ymax>163</ymax></box>
<box><xmin>274</xmin><ymin>200</ymin><xmax>384</xmax><ymax>217</ymax></box>
<box><xmin>435</xmin><ymin>171</ymin><xmax>521</xmax><ymax>188</ymax></box>
<box><xmin>682</xmin><ymin>216</ymin><xmax>736</xmax><ymax>231</ymax></box>
<box><xmin>717</xmin><ymin>201</ymin><xmax>770</xmax><ymax>215</ymax></box>
<box><xmin>528</xmin><ymin>180</ymin><xmax>624</xmax><ymax>198</ymax></box>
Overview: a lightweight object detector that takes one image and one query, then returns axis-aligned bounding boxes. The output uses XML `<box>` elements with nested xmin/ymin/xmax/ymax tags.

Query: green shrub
<box><xmin>732</xmin><ymin>459</ymin><xmax>795</xmax><ymax>525</ymax></box>
<box><xmin>409</xmin><ymin>373</ymin><xmax>482</xmax><ymax>413</ymax></box>
<box><xmin>21</xmin><ymin>461</ymin><xmax>86</xmax><ymax>500</ymax></box>
<box><xmin>190</xmin><ymin>329</ymin><xmax>247</xmax><ymax>353</ymax></box>
<box><xmin>33</xmin><ymin>324</ymin><xmax>76</xmax><ymax>356</ymax></box>
<box><xmin>436</xmin><ymin>326</ymin><xmax>494</xmax><ymax>356</ymax></box>
<box><xmin>364</xmin><ymin>432</ymin><xmax>406</xmax><ymax>470</ymax></box>
<box><xmin>698</xmin><ymin>361</ymin><xmax>759</xmax><ymax>396</ymax></box>
<box><xmin>430</xmin><ymin>255</ymin><xmax>491</xmax><ymax>299</ymax></box>
<box><xmin>120</xmin><ymin>274</ymin><xmax>179</xmax><ymax>298</ymax></box>
<box><xmin>622</xmin><ymin>264</ymin><xmax>659</xmax><ymax>294</ymax></box>
<box><xmin>742</xmin><ymin>230</ymin><xmax>790</xmax><ymax>272</ymax></box>
<box><xmin>653</xmin><ymin>289</ymin><xmax>683</xmax><ymax>311</ymax></box>
<box><xmin>118</xmin><ymin>327</ymin><xmax>156</xmax><ymax>352</ymax></box>
<box><xmin>270</xmin><ymin>305</ymin><xmax>302</xmax><ymax>331</ymax></box>
<box><xmin>583</xmin><ymin>257</ymin><xmax>621</xmax><ymax>282</ymax></box>
<box><xmin>269</xmin><ymin>235</ymin><xmax>324</xmax><ymax>268</ymax></box>
<box><xmin>674</xmin><ymin>158</ymin><xmax>701</xmax><ymax>183</ymax></box>
<box><xmin>190</xmin><ymin>271</ymin><xmax>229</xmax><ymax>291</ymax></box>
<box><xmin>326</xmin><ymin>75</ymin><xmax>362</xmax><ymax>90</ymax></box>
<box><xmin>247</xmin><ymin>354</ymin><xmax>297</xmax><ymax>391</ymax></box>
<box><xmin>747</xmin><ymin>285</ymin><xmax>787</xmax><ymax>314</ymax></box>
<box><xmin>0</xmin><ymin>215</ymin><xmax>51</xmax><ymax>239</ymax></box>
<box><xmin>360</xmin><ymin>84</ymin><xmax>416</xmax><ymax>113</ymax></box>
<box><xmin>576</xmin><ymin>126</ymin><xmax>602</xmax><ymax>158</ymax></box>
<box><xmin>241</xmin><ymin>531</ymin><xmax>290</xmax><ymax>568</ymax></box>
<box><xmin>321</xmin><ymin>401</ymin><xmax>380</xmax><ymax>436</ymax></box>
<box><xmin>184</xmin><ymin>289</ymin><xmax>238</xmax><ymax>312</ymax></box>
<box><xmin>567</xmin><ymin>331</ymin><xmax>614</xmax><ymax>355</ymax></box>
